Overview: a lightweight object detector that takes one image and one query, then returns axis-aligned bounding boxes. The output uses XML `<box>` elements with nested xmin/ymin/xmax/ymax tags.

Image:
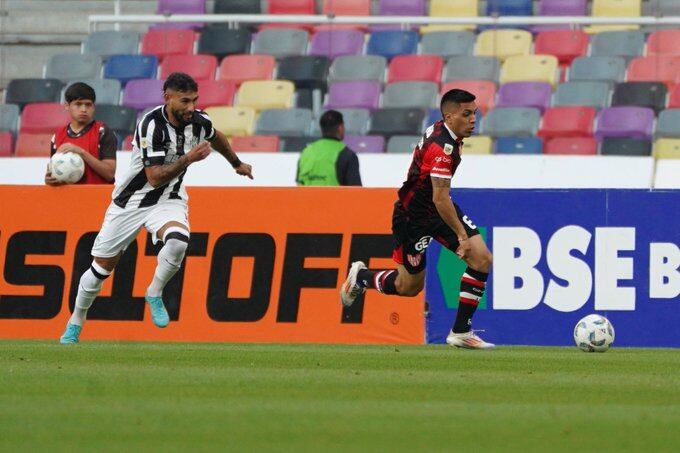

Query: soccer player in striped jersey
<box><xmin>60</xmin><ymin>72</ymin><xmax>253</xmax><ymax>343</ymax></box>
<box><xmin>340</xmin><ymin>89</ymin><xmax>494</xmax><ymax>349</ymax></box>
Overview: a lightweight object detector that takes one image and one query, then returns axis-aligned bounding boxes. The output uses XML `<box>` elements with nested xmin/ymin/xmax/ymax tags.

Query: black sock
<box><xmin>357</xmin><ymin>269</ymin><xmax>399</xmax><ymax>295</ymax></box>
<box><xmin>452</xmin><ymin>267</ymin><xmax>488</xmax><ymax>333</ymax></box>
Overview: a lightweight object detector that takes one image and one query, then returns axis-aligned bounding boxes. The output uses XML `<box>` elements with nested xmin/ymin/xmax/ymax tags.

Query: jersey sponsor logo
<box><xmin>435</xmin><ymin>156</ymin><xmax>452</xmax><ymax>163</ymax></box>
<box><xmin>463</xmin><ymin>215</ymin><xmax>477</xmax><ymax>230</ymax></box>
<box><xmin>432</xmin><ymin>166</ymin><xmax>452</xmax><ymax>175</ymax></box>
<box><xmin>443</xmin><ymin>143</ymin><xmax>454</xmax><ymax>155</ymax></box>
<box><xmin>414</xmin><ymin>236</ymin><xmax>433</xmax><ymax>252</ymax></box>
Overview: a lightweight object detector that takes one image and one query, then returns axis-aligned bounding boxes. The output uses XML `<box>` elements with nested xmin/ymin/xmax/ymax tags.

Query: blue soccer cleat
<box><xmin>145</xmin><ymin>294</ymin><xmax>170</xmax><ymax>328</ymax></box>
<box><xmin>60</xmin><ymin>323</ymin><xmax>82</xmax><ymax>344</ymax></box>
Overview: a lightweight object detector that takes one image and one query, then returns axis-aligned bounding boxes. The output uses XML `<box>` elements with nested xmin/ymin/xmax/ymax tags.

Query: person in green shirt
<box><xmin>296</xmin><ymin>110</ymin><xmax>362</xmax><ymax>186</ymax></box>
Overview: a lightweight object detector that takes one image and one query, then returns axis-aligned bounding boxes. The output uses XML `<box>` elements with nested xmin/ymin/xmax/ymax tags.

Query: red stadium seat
<box><xmin>440</xmin><ymin>80</ymin><xmax>496</xmax><ymax>115</ymax></box>
<box><xmin>0</xmin><ymin>132</ymin><xmax>13</xmax><ymax>156</ymax></box>
<box><xmin>20</xmin><ymin>103</ymin><xmax>70</xmax><ymax>134</ymax></box>
<box><xmin>197</xmin><ymin>80</ymin><xmax>237</xmax><ymax>108</ymax></box>
<box><xmin>230</xmin><ymin>135</ymin><xmax>280</xmax><ymax>152</ymax></box>
<box><xmin>141</xmin><ymin>29</ymin><xmax>197</xmax><ymax>61</ymax></box>
<box><xmin>14</xmin><ymin>133</ymin><xmax>53</xmax><ymax>157</ymax></box>
<box><xmin>268</xmin><ymin>0</ymin><xmax>315</xmax><ymax>14</ymax></box>
<box><xmin>534</xmin><ymin>30</ymin><xmax>589</xmax><ymax>67</ymax></box>
<box><xmin>160</xmin><ymin>54</ymin><xmax>217</xmax><ymax>81</ymax></box>
<box><xmin>667</xmin><ymin>84</ymin><xmax>680</xmax><ymax>108</ymax></box>
<box><xmin>647</xmin><ymin>30</ymin><xmax>680</xmax><ymax>57</ymax></box>
<box><xmin>388</xmin><ymin>55</ymin><xmax>444</xmax><ymax>84</ymax></box>
<box><xmin>627</xmin><ymin>56</ymin><xmax>680</xmax><ymax>88</ymax></box>
<box><xmin>544</xmin><ymin>137</ymin><xmax>598</xmax><ymax>155</ymax></box>
<box><xmin>322</xmin><ymin>0</ymin><xmax>370</xmax><ymax>15</ymax></box>
<box><xmin>122</xmin><ymin>134</ymin><xmax>134</xmax><ymax>151</ymax></box>
<box><xmin>218</xmin><ymin>55</ymin><xmax>275</xmax><ymax>86</ymax></box>
<box><xmin>538</xmin><ymin>106</ymin><xmax>596</xmax><ymax>140</ymax></box>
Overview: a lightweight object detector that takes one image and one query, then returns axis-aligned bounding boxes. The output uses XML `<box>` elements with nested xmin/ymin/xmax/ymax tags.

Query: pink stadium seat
<box><xmin>160</xmin><ymin>54</ymin><xmax>217</xmax><ymax>81</ymax></box>
<box><xmin>440</xmin><ymin>80</ymin><xmax>496</xmax><ymax>115</ymax></box>
<box><xmin>197</xmin><ymin>80</ymin><xmax>237</xmax><ymax>108</ymax></box>
<box><xmin>667</xmin><ymin>84</ymin><xmax>680</xmax><ymax>108</ymax></box>
<box><xmin>647</xmin><ymin>30</ymin><xmax>680</xmax><ymax>57</ymax></box>
<box><xmin>14</xmin><ymin>133</ymin><xmax>52</xmax><ymax>157</ymax></box>
<box><xmin>20</xmin><ymin>103</ymin><xmax>70</xmax><ymax>134</ymax></box>
<box><xmin>544</xmin><ymin>137</ymin><xmax>597</xmax><ymax>155</ymax></box>
<box><xmin>387</xmin><ymin>55</ymin><xmax>444</xmax><ymax>84</ymax></box>
<box><xmin>122</xmin><ymin>134</ymin><xmax>134</xmax><ymax>151</ymax></box>
<box><xmin>230</xmin><ymin>135</ymin><xmax>280</xmax><ymax>152</ymax></box>
<box><xmin>538</xmin><ymin>106</ymin><xmax>596</xmax><ymax>140</ymax></box>
<box><xmin>141</xmin><ymin>29</ymin><xmax>197</xmax><ymax>61</ymax></box>
<box><xmin>268</xmin><ymin>0</ymin><xmax>315</xmax><ymax>14</ymax></box>
<box><xmin>0</xmin><ymin>132</ymin><xmax>13</xmax><ymax>156</ymax></box>
<box><xmin>322</xmin><ymin>0</ymin><xmax>370</xmax><ymax>15</ymax></box>
<box><xmin>219</xmin><ymin>55</ymin><xmax>275</xmax><ymax>86</ymax></box>
<box><xmin>627</xmin><ymin>56</ymin><xmax>680</xmax><ymax>88</ymax></box>
<box><xmin>534</xmin><ymin>30</ymin><xmax>588</xmax><ymax>67</ymax></box>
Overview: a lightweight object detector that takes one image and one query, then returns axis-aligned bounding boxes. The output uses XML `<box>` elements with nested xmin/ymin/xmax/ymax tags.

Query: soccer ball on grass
<box><xmin>573</xmin><ymin>314</ymin><xmax>615</xmax><ymax>352</ymax></box>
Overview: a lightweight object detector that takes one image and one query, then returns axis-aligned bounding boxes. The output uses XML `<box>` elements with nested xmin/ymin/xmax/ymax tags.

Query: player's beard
<box><xmin>172</xmin><ymin>108</ymin><xmax>192</xmax><ymax>126</ymax></box>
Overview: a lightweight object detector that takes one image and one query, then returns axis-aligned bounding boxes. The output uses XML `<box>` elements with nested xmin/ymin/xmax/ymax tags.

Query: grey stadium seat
<box><xmin>280</xmin><ymin>137</ymin><xmax>316</xmax><ymax>152</ymax></box>
<box><xmin>83</xmin><ymin>31</ymin><xmax>140</xmax><ymax>58</ymax></box>
<box><xmin>386</xmin><ymin>135</ymin><xmax>422</xmax><ymax>154</ymax></box>
<box><xmin>600</xmin><ymin>138</ymin><xmax>652</xmax><ymax>156</ymax></box>
<box><xmin>214</xmin><ymin>0</ymin><xmax>261</xmax><ymax>14</ymax></box>
<box><xmin>481</xmin><ymin>107</ymin><xmax>541</xmax><ymax>137</ymax></box>
<box><xmin>590</xmin><ymin>31</ymin><xmax>645</xmax><ymax>59</ymax></box>
<box><xmin>277</xmin><ymin>56</ymin><xmax>331</xmax><ymax>91</ymax></box>
<box><xmin>94</xmin><ymin>105</ymin><xmax>137</xmax><ymax>136</ymax></box>
<box><xmin>569</xmin><ymin>56</ymin><xmax>626</xmax><ymax>84</ymax></box>
<box><xmin>45</xmin><ymin>54</ymin><xmax>102</xmax><ymax>82</ymax></box>
<box><xmin>553</xmin><ymin>81</ymin><xmax>611</xmax><ymax>109</ymax></box>
<box><xmin>420</xmin><ymin>31</ymin><xmax>476</xmax><ymax>58</ymax></box>
<box><xmin>251</xmin><ymin>28</ymin><xmax>308</xmax><ymax>58</ymax></box>
<box><xmin>382</xmin><ymin>82</ymin><xmax>438</xmax><ymax>109</ymax></box>
<box><xmin>328</xmin><ymin>55</ymin><xmax>387</xmax><ymax>83</ymax></box>
<box><xmin>0</xmin><ymin>104</ymin><xmax>20</xmax><ymax>133</ymax></box>
<box><xmin>255</xmin><ymin>108</ymin><xmax>313</xmax><ymax>137</ymax></box>
<box><xmin>444</xmin><ymin>56</ymin><xmax>501</xmax><ymax>83</ymax></box>
<box><xmin>310</xmin><ymin>108</ymin><xmax>371</xmax><ymax>136</ymax></box>
<box><xmin>647</xmin><ymin>0</ymin><xmax>680</xmax><ymax>15</ymax></box>
<box><xmin>198</xmin><ymin>28</ymin><xmax>252</xmax><ymax>60</ymax></box>
<box><xmin>656</xmin><ymin>109</ymin><xmax>680</xmax><ymax>138</ymax></box>
<box><xmin>5</xmin><ymin>78</ymin><xmax>64</xmax><ymax>109</ymax></box>
<box><xmin>68</xmin><ymin>78</ymin><xmax>122</xmax><ymax>106</ymax></box>
<box><xmin>369</xmin><ymin>108</ymin><xmax>426</xmax><ymax>138</ymax></box>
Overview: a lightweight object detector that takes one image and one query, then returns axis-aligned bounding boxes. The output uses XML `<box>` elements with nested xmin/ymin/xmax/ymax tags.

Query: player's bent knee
<box><xmin>160</xmin><ymin>227</ymin><xmax>189</xmax><ymax>267</ymax></box>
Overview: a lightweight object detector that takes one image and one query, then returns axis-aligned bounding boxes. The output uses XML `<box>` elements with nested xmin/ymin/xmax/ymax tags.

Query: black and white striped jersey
<box><xmin>112</xmin><ymin>105</ymin><xmax>215</xmax><ymax>209</ymax></box>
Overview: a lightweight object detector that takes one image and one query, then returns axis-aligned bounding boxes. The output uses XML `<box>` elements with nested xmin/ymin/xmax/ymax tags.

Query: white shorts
<box><xmin>91</xmin><ymin>201</ymin><xmax>190</xmax><ymax>258</ymax></box>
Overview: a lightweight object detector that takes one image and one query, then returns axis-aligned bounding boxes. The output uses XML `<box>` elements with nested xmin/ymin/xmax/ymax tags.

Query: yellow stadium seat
<box><xmin>500</xmin><ymin>55</ymin><xmax>560</xmax><ymax>86</ymax></box>
<box><xmin>461</xmin><ymin>136</ymin><xmax>492</xmax><ymax>154</ymax></box>
<box><xmin>586</xmin><ymin>0</ymin><xmax>641</xmax><ymax>34</ymax></box>
<box><xmin>653</xmin><ymin>138</ymin><xmax>680</xmax><ymax>159</ymax></box>
<box><xmin>475</xmin><ymin>29</ymin><xmax>532</xmax><ymax>62</ymax></box>
<box><xmin>205</xmin><ymin>106</ymin><xmax>256</xmax><ymax>137</ymax></box>
<box><xmin>236</xmin><ymin>80</ymin><xmax>295</xmax><ymax>111</ymax></box>
<box><xmin>421</xmin><ymin>0</ymin><xmax>478</xmax><ymax>33</ymax></box>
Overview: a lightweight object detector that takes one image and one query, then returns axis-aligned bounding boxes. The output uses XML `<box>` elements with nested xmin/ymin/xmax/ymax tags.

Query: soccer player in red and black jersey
<box><xmin>45</xmin><ymin>82</ymin><xmax>117</xmax><ymax>186</ymax></box>
<box><xmin>340</xmin><ymin>89</ymin><xmax>494</xmax><ymax>349</ymax></box>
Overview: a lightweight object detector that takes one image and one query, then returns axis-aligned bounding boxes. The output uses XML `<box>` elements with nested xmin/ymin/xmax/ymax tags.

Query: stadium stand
<box><xmin>420</xmin><ymin>31</ymin><xmax>476</xmax><ymax>57</ymax></box>
<box><xmin>0</xmin><ymin>132</ymin><xmax>12</xmax><ymax>157</ymax></box>
<box><xmin>20</xmin><ymin>103</ymin><xmax>70</xmax><ymax>134</ymax></box>
<box><xmin>213</xmin><ymin>0</ymin><xmax>261</xmax><ymax>14</ymax></box>
<box><xmin>159</xmin><ymin>55</ymin><xmax>217</xmax><ymax>81</ymax></box>
<box><xmin>219</xmin><ymin>55</ymin><xmax>276</xmax><ymax>86</ymax></box>
<box><xmin>386</xmin><ymin>135</ymin><xmax>421</xmax><ymax>154</ymax></box>
<box><xmin>83</xmin><ymin>31</ymin><xmax>140</xmax><ymax>58</ymax></box>
<box><xmin>255</xmin><ymin>108</ymin><xmax>313</xmax><ymax>137</ymax></box>
<box><xmin>237</xmin><ymin>80</ymin><xmax>296</xmax><ymax>111</ymax></box>
<box><xmin>494</xmin><ymin>137</ymin><xmax>544</xmax><ymax>154</ymax></box>
<box><xmin>14</xmin><ymin>133</ymin><xmax>52</xmax><ymax>157</ymax></box>
<box><xmin>198</xmin><ymin>29</ymin><xmax>252</xmax><ymax>60</ymax></box>
<box><xmin>344</xmin><ymin>135</ymin><xmax>386</xmax><ymax>153</ymax></box>
<box><xmin>569</xmin><ymin>56</ymin><xmax>626</xmax><ymax>83</ymax></box>
<box><xmin>196</xmin><ymin>80</ymin><xmax>237</xmax><ymax>109</ymax></box>
<box><xmin>231</xmin><ymin>135</ymin><xmax>280</xmax><ymax>153</ymax></box>
<box><xmin>122</xmin><ymin>79</ymin><xmax>165</xmax><ymax>112</ymax></box>
<box><xmin>328</xmin><ymin>56</ymin><xmax>387</xmax><ymax>83</ymax></box>
<box><xmin>205</xmin><ymin>106</ymin><xmax>256</xmax><ymax>137</ymax></box>
<box><xmin>104</xmin><ymin>55</ymin><xmax>159</xmax><ymax>85</ymax></box>
<box><xmin>326</xmin><ymin>81</ymin><xmax>381</xmax><ymax>110</ymax></box>
<box><xmin>94</xmin><ymin>105</ymin><xmax>138</xmax><ymax>138</ymax></box>
<box><xmin>0</xmin><ymin>104</ymin><xmax>20</xmax><ymax>135</ymax></box>
<box><xmin>45</xmin><ymin>54</ymin><xmax>102</xmax><ymax>83</ymax></box>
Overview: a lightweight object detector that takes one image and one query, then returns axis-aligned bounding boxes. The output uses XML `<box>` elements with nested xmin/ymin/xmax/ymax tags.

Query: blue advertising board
<box><xmin>425</xmin><ymin>189</ymin><xmax>680</xmax><ymax>347</ymax></box>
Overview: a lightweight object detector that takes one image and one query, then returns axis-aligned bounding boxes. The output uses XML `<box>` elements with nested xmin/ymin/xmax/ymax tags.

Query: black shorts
<box><xmin>391</xmin><ymin>202</ymin><xmax>480</xmax><ymax>274</ymax></box>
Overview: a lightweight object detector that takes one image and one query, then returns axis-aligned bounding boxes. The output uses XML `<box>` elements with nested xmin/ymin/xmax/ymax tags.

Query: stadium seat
<box><xmin>94</xmin><ymin>105</ymin><xmax>137</xmax><ymax>137</ymax></box>
<box><xmin>69</xmin><ymin>79</ymin><xmax>122</xmax><ymax>106</ymax></box>
<box><xmin>553</xmin><ymin>81</ymin><xmax>611</xmax><ymax>109</ymax></box>
<box><xmin>611</xmin><ymin>82</ymin><xmax>667</xmax><ymax>114</ymax></box>
<box><xmin>487</xmin><ymin>0</ymin><xmax>533</xmax><ymax>15</ymax></box>
<box><xmin>539</xmin><ymin>0</ymin><xmax>587</xmax><ymax>16</ymax></box>
<box><xmin>369</xmin><ymin>108</ymin><xmax>426</xmax><ymax>138</ymax></box>
<box><xmin>5</xmin><ymin>79</ymin><xmax>63</xmax><ymax>110</ymax></box>
<box><xmin>196</xmin><ymin>80</ymin><xmax>237</xmax><ymax>108</ymax></box>
<box><xmin>268</xmin><ymin>0</ymin><xmax>315</xmax><ymax>14</ymax></box>
<box><xmin>379</xmin><ymin>0</ymin><xmax>426</xmax><ymax>15</ymax></box>
<box><xmin>494</xmin><ymin>137</ymin><xmax>543</xmax><ymax>154</ymax></box>
<box><xmin>475</xmin><ymin>30</ymin><xmax>532</xmax><ymax>62</ymax></box>
<box><xmin>444</xmin><ymin>56</ymin><xmax>501</xmax><ymax>83</ymax></box>
<box><xmin>420</xmin><ymin>0</ymin><xmax>478</xmax><ymax>33</ymax></box>
<box><xmin>367</xmin><ymin>31</ymin><xmax>419</xmax><ymax>60</ymax></box>
<box><xmin>236</xmin><ymin>80</ymin><xmax>295</xmax><ymax>111</ymax></box>
<box><xmin>600</xmin><ymin>137</ymin><xmax>651</xmax><ymax>156</ymax></box>
<box><xmin>328</xmin><ymin>56</ymin><xmax>388</xmax><ymax>84</ymax></box>
<box><xmin>0</xmin><ymin>132</ymin><xmax>13</xmax><ymax>156</ymax></box>
<box><xmin>141</xmin><ymin>29</ymin><xmax>197</xmax><ymax>61</ymax></box>
<box><xmin>534</xmin><ymin>31</ymin><xmax>588</xmax><ymax>67</ymax></box>
<box><xmin>311</xmin><ymin>109</ymin><xmax>372</xmax><ymax>136</ymax></box>
<box><xmin>218</xmin><ymin>55</ymin><xmax>275</xmax><ymax>86</ymax></box>
<box><xmin>568</xmin><ymin>56</ymin><xmax>626</xmax><ymax>84</ymax></box>
<box><xmin>646</xmin><ymin>30</ymin><xmax>680</xmax><ymax>57</ymax></box>
<box><xmin>308</xmin><ymin>30</ymin><xmax>365</xmax><ymax>59</ymax></box>
<box><xmin>295</xmin><ymin>89</ymin><xmax>314</xmax><ymax>111</ymax></box>
<box><xmin>544</xmin><ymin>137</ymin><xmax>598</xmax><ymax>155</ymax></box>
<box><xmin>656</xmin><ymin>109</ymin><xmax>680</xmax><ymax>139</ymax></box>
<box><xmin>461</xmin><ymin>136</ymin><xmax>493</xmax><ymax>154</ymax></box>
<box><xmin>590</xmin><ymin>30</ymin><xmax>645</xmax><ymax>58</ymax></box>
<box><xmin>496</xmin><ymin>82</ymin><xmax>552</xmax><ymax>113</ymax></box>
<box><xmin>322</xmin><ymin>0</ymin><xmax>370</xmax><ymax>15</ymax></box>
<box><xmin>213</xmin><ymin>0</ymin><xmax>260</xmax><ymax>13</ymax></box>
<box><xmin>122</xmin><ymin>79</ymin><xmax>165</xmax><ymax>112</ymax></box>
<box><xmin>279</xmin><ymin>136</ymin><xmax>316</xmax><ymax>152</ymax></box>
<box><xmin>668</xmin><ymin>85</ymin><xmax>680</xmax><ymax>108</ymax></box>
<box><xmin>0</xmin><ymin>104</ymin><xmax>20</xmax><ymax>134</ymax></box>
<box><xmin>481</xmin><ymin>107</ymin><xmax>541</xmax><ymax>137</ymax></box>
<box><xmin>158</xmin><ymin>0</ymin><xmax>205</xmax><ymax>14</ymax></box>
<box><xmin>277</xmin><ymin>56</ymin><xmax>331</xmax><ymax>91</ymax></box>
<box><xmin>251</xmin><ymin>28</ymin><xmax>309</xmax><ymax>58</ymax></box>
<box><xmin>197</xmin><ymin>29</ymin><xmax>251</xmax><ymax>60</ymax></box>
<box><xmin>230</xmin><ymin>135</ymin><xmax>280</xmax><ymax>152</ymax></box>
<box><xmin>427</xmin><ymin>108</ymin><xmax>441</xmax><ymax>126</ymax></box>
<box><xmin>653</xmin><ymin>138</ymin><xmax>680</xmax><ymax>159</ymax></box>
<box><xmin>387</xmin><ymin>55</ymin><xmax>443</xmax><ymax>84</ymax></box>
<box><xmin>420</xmin><ymin>31</ymin><xmax>475</xmax><ymax>58</ymax></box>
<box><xmin>595</xmin><ymin>107</ymin><xmax>655</xmax><ymax>140</ymax></box>
<box><xmin>255</xmin><ymin>108</ymin><xmax>313</xmax><ymax>137</ymax></box>
<box><xmin>122</xmin><ymin>134</ymin><xmax>134</xmax><ymax>151</ymax></box>
<box><xmin>499</xmin><ymin>55</ymin><xmax>559</xmax><ymax>86</ymax></box>
<box><xmin>103</xmin><ymin>55</ymin><xmax>158</xmax><ymax>85</ymax></box>
<box><xmin>538</xmin><ymin>106</ymin><xmax>596</xmax><ymax>139</ymax></box>
<box><xmin>383</xmin><ymin>82</ymin><xmax>438</xmax><ymax>109</ymax></box>
<box><xmin>440</xmin><ymin>81</ymin><xmax>496</xmax><ymax>115</ymax></box>
<box><xmin>45</xmin><ymin>54</ymin><xmax>102</xmax><ymax>82</ymax></box>
<box><xmin>345</xmin><ymin>135</ymin><xmax>386</xmax><ymax>153</ymax></box>
<box><xmin>586</xmin><ymin>0</ymin><xmax>642</xmax><ymax>34</ymax></box>
<box><xmin>627</xmin><ymin>56</ymin><xmax>680</xmax><ymax>88</ymax></box>
<box><xmin>386</xmin><ymin>135</ymin><xmax>421</xmax><ymax>154</ymax></box>
<box><xmin>326</xmin><ymin>81</ymin><xmax>381</xmax><ymax>110</ymax></box>
<box><xmin>205</xmin><ymin>106</ymin><xmax>256</xmax><ymax>136</ymax></box>
<box><xmin>83</xmin><ymin>31</ymin><xmax>140</xmax><ymax>58</ymax></box>
<box><xmin>647</xmin><ymin>0</ymin><xmax>680</xmax><ymax>16</ymax></box>
<box><xmin>160</xmin><ymin>54</ymin><xmax>217</xmax><ymax>81</ymax></box>
<box><xmin>14</xmin><ymin>133</ymin><xmax>52</xmax><ymax>157</ymax></box>
<box><xmin>20</xmin><ymin>103</ymin><xmax>70</xmax><ymax>134</ymax></box>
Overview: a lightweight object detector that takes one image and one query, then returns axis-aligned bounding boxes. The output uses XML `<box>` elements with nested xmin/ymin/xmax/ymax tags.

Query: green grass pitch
<box><xmin>1</xmin><ymin>342</ymin><xmax>678</xmax><ymax>452</ymax></box>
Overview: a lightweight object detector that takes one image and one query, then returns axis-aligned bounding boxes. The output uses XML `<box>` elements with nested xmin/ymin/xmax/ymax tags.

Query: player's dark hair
<box><xmin>163</xmin><ymin>72</ymin><xmax>198</xmax><ymax>92</ymax></box>
<box><xmin>64</xmin><ymin>82</ymin><xmax>96</xmax><ymax>103</ymax></box>
<box><xmin>320</xmin><ymin>110</ymin><xmax>344</xmax><ymax>138</ymax></box>
<box><xmin>440</xmin><ymin>89</ymin><xmax>476</xmax><ymax>115</ymax></box>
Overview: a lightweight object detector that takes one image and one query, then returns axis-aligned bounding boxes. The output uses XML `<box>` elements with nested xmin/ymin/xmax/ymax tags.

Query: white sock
<box><xmin>69</xmin><ymin>261</ymin><xmax>111</xmax><ymax>326</ymax></box>
<box><xmin>147</xmin><ymin>237</ymin><xmax>187</xmax><ymax>298</ymax></box>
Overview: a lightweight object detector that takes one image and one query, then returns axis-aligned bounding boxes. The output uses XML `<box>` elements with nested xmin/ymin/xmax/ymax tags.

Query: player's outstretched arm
<box><xmin>432</xmin><ymin>176</ymin><xmax>471</xmax><ymax>258</ymax></box>
<box><xmin>144</xmin><ymin>141</ymin><xmax>211</xmax><ymax>188</ymax></box>
<box><xmin>208</xmin><ymin>130</ymin><xmax>253</xmax><ymax>179</ymax></box>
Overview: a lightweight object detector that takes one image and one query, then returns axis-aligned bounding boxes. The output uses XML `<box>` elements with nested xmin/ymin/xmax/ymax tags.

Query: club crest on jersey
<box><xmin>443</xmin><ymin>143</ymin><xmax>454</xmax><ymax>155</ymax></box>
<box><xmin>140</xmin><ymin>138</ymin><xmax>149</xmax><ymax>149</ymax></box>
<box><xmin>407</xmin><ymin>253</ymin><xmax>422</xmax><ymax>267</ymax></box>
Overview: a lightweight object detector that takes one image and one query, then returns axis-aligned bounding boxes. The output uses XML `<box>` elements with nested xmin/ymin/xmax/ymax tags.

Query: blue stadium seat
<box><xmin>104</xmin><ymin>55</ymin><xmax>158</xmax><ymax>85</ymax></box>
<box><xmin>494</xmin><ymin>137</ymin><xmax>543</xmax><ymax>154</ymax></box>
<box><xmin>367</xmin><ymin>31</ymin><xmax>419</xmax><ymax>60</ymax></box>
<box><xmin>487</xmin><ymin>0</ymin><xmax>533</xmax><ymax>16</ymax></box>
